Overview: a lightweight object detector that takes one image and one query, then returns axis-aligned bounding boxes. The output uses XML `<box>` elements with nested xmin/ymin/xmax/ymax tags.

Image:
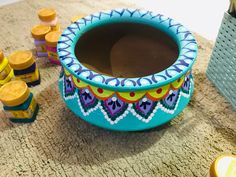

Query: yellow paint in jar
<box><xmin>8</xmin><ymin>50</ymin><xmax>40</xmax><ymax>87</ymax></box>
<box><xmin>38</xmin><ymin>8</ymin><xmax>60</xmax><ymax>31</ymax></box>
<box><xmin>0</xmin><ymin>70</ymin><xmax>14</xmax><ymax>87</ymax></box>
<box><xmin>209</xmin><ymin>155</ymin><xmax>236</xmax><ymax>177</ymax></box>
<box><xmin>0</xmin><ymin>49</ymin><xmax>13</xmax><ymax>86</ymax></box>
<box><xmin>45</xmin><ymin>31</ymin><xmax>61</xmax><ymax>65</ymax></box>
<box><xmin>0</xmin><ymin>80</ymin><xmax>39</xmax><ymax>123</ymax></box>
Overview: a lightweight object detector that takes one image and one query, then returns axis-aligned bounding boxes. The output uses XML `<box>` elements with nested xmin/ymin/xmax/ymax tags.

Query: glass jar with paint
<box><xmin>45</xmin><ymin>31</ymin><xmax>61</xmax><ymax>65</ymax></box>
<box><xmin>38</xmin><ymin>8</ymin><xmax>60</xmax><ymax>31</ymax></box>
<box><xmin>0</xmin><ymin>80</ymin><xmax>39</xmax><ymax>123</ymax></box>
<box><xmin>0</xmin><ymin>49</ymin><xmax>14</xmax><ymax>87</ymax></box>
<box><xmin>208</xmin><ymin>155</ymin><xmax>236</xmax><ymax>177</ymax></box>
<box><xmin>31</xmin><ymin>24</ymin><xmax>51</xmax><ymax>57</ymax></box>
<box><xmin>8</xmin><ymin>50</ymin><xmax>40</xmax><ymax>87</ymax></box>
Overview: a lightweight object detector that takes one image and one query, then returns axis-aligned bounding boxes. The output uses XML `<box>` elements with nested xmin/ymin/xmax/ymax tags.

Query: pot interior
<box><xmin>74</xmin><ymin>22</ymin><xmax>179</xmax><ymax>78</ymax></box>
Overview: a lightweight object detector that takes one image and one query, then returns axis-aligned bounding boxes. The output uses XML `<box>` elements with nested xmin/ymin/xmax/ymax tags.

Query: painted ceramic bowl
<box><xmin>58</xmin><ymin>8</ymin><xmax>198</xmax><ymax>131</ymax></box>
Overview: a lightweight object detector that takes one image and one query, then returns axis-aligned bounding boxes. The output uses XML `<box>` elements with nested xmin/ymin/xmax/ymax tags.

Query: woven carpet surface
<box><xmin>0</xmin><ymin>0</ymin><xmax>235</xmax><ymax>176</ymax></box>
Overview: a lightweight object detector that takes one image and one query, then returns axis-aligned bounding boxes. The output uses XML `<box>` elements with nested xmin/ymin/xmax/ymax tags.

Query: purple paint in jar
<box><xmin>34</xmin><ymin>39</ymin><xmax>48</xmax><ymax>57</ymax></box>
<box><xmin>31</xmin><ymin>25</ymin><xmax>51</xmax><ymax>57</ymax></box>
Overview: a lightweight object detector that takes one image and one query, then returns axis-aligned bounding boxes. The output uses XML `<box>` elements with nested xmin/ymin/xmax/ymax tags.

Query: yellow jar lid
<box><xmin>0</xmin><ymin>80</ymin><xmax>30</xmax><ymax>106</ymax></box>
<box><xmin>8</xmin><ymin>50</ymin><xmax>35</xmax><ymax>70</ymax></box>
<box><xmin>210</xmin><ymin>155</ymin><xmax>236</xmax><ymax>177</ymax></box>
<box><xmin>31</xmin><ymin>24</ymin><xmax>51</xmax><ymax>40</ymax></box>
<box><xmin>71</xmin><ymin>15</ymin><xmax>84</xmax><ymax>23</ymax></box>
<box><xmin>45</xmin><ymin>31</ymin><xmax>61</xmax><ymax>46</ymax></box>
<box><xmin>0</xmin><ymin>49</ymin><xmax>4</xmax><ymax>62</ymax></box>
<box><xmin>38</xmin><ymin>8</ymin><xmax>56</xmax><ymax>22</ymax></box>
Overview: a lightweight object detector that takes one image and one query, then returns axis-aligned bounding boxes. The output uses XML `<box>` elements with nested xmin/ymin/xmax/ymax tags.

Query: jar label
<box><xmin>47</xmin><ymin>51</ymin><xmax>59</xmax><ymax>60</ymax></box>
<box><xmin>46</xmin><ymin>46</ymin><xmax>57</xmax><ymax>53</ymax></box>
<box><xmin>5</xmin><ymin>97</ymin><xmax>37</xmax><ymax>119</ymax></box>
<box><xmin>0</xmin><ymin>62</ymin><xmax>11</xmax><ymax>80</ymax></box>
<box><xmin>0</xmin><ymin>70</ymin><xmax>7</xmax><ymax>80</ymax></box>
<box><xmin>0</xmin><ymin>69</ymin><xmax>14</xmax><ymax>85</ymax></box>
<box><xmin>0</xmin><ymin>65</ymin><xmax>11</xmax><ymax>80</ymax></box>
<box><xmin>36</xmin><ymin>44</ymin><xmax>47</xmax><ymax>52</ymax></box>
<box><xmin>15</xmin><ymin>68</ymin><xmax>39</xmax><ymax>83</ymax></box>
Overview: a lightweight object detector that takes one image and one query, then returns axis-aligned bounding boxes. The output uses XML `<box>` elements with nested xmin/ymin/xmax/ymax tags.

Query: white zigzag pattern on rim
<box><xmin>60</xmin><ymin>76</ymin><xmax>193</xmax><ymax>125</ymax></box>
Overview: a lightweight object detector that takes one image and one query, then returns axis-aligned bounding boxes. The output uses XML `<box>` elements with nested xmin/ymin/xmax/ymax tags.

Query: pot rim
<box><xmin>58</xmin><ymin>8</ymin><xmax>198</xmax><ymax>92</ymax></box>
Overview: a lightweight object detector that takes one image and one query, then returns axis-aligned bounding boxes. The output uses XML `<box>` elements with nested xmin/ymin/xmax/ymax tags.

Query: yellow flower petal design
<box><xmin>117</xmin><ymin>91</ymin><xmax>146</xmax><ymax>103</ymax></box>
<box><xmin>64</xmin><ymin>68</ymin><xmax>71</xmax><ymax>76</ymax></box>
<box><xmin>89</xmin><ymin>85</ymin><xmax>114</xmax><ymax>100</ymax></box>
<box><xmin>71</xmin><ymin>75</ymin><xmax>88</xmax><ymax>88</ymax></box>
<box><xmin>171</xmin><ymin>75</ymin><xmax>185</xmax><ymax>90</ymax></box>
<box><xmin>147</xmin><ymin>84</ymin><xmax>170</xmax><ymax>101</ymax></box>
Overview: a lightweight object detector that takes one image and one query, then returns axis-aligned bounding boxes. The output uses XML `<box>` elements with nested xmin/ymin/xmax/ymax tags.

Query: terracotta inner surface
<box><xmin>74</xmin><ymin>22</ymin><xmax>179</xmax><ymax>78</ymax></box>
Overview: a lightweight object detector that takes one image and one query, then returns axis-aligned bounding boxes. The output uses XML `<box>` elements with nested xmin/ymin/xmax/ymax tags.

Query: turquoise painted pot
<box><xmin>57</xmin><ymin>8</ymin><xmax>198</xmax><ymax>131</ymax></box>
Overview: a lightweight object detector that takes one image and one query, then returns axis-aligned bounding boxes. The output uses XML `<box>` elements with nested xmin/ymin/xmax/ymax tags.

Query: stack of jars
<box><xmin>31</xmin><ymin>8</ymin><xmax>61</xmax><ymax>65</ymax></box>
<box><xmin>0</xmin><ymin>80</ymin><xmax>39</xmax><ymax>123</ymax></box>
<box><xmin>0</xmin><ymin>8</ymin><xmax>63</xmax><ymax>124</ymax></box>
<box><xmin>0</xmin><ymin>50</ymin><xmax>14</xmax><ymax>87</ymax></box>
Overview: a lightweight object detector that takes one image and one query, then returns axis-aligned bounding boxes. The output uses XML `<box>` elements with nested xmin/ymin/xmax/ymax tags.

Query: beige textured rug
<box><xmin>0</xmin><ymin>0</ymin><xmax>235</xmax><ymax>176</ymax></box>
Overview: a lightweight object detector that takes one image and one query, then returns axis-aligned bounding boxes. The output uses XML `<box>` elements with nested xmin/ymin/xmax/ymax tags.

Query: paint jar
<box><xmin>71</xmin><ymin>15</ymin><xmax>84</xmax><ymax>23</ymax></box>
<box><xmin>38</xmin><ymin>8</ymin><xmax>60</xmax><ymax>31</ymax></box>
<box><xmin>209</xmin><ymin>155</ymin><xmax>236</xmax><ymax>177</ymax></box>
<box><xmin>8</xmin><ymin>50</ymin><xmax>40</xmax><ymax>87</ymax></box>
<box><xmin>0</xmin><ymin>80</ymin><xmax>39</xmax><ymax>123</ymax></box>
<box><xmin>0</xmin><ymin>50</ymin><xmax>14</xmax><ymax>87</ymax></box>
<box><xmin>31</xmin><ymin>24</ymin><xmax>51</xmax><ymax>57</ymax></box>
<box><xmin>45</xmin><ymin>31</ymin><xmax>61</xmax><ymax>65</ymax></box>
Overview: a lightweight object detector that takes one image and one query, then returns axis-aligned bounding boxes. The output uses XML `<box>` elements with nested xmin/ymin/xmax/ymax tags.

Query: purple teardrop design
<box><xmin>64</xmin><ymin>76</ymin><xmax>76</xmax><ymax>97</ymax></box>
<box><xmin>181</xmin><ymin>74</ymin><xmax>191</xmax><ymax>94</ymax></box>
<box><xmin>160</xmin><ymin>89</ymin><xmax>180</xmax><ymax>110</ymax></box>
<box><xmin>101</xmin><ymin>96</ymin><xmax>128</xmax><ymax>121</ymax></box>
<box><xmin>133</xmin><ymin>97</ymin><xmax>157</xmax><ymax>119</ymax></box>
<box><xmin>78</xmin><ymin>88</ymin><xmax>98</xmax><ymax>112</ymax></box>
